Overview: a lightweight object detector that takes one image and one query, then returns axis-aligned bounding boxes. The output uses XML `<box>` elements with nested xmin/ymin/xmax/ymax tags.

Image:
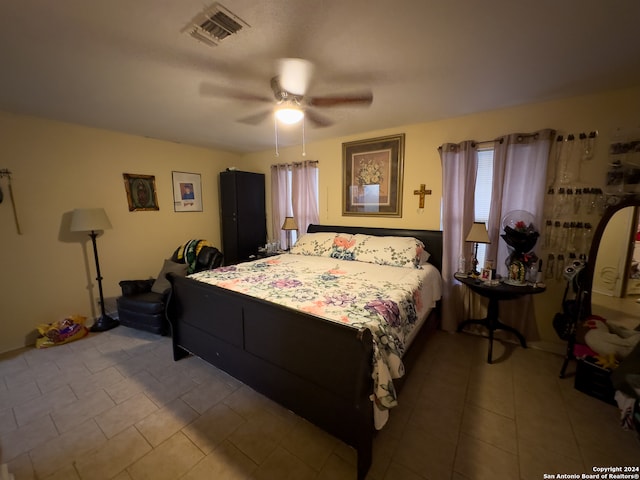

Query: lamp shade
<box><xmin>465</xmin><ymin>222</ymin><xmax>490</xmax><ymax>244</ymax></box>
<box><xmin>281</xmin><ymin>216</ymin><xmax>298</xmax><ymax>231</ymax></box>
<box><xmin>70</xmin><ymin>208</ymin><xmax>112</xmax><ymax>232</ymax></box>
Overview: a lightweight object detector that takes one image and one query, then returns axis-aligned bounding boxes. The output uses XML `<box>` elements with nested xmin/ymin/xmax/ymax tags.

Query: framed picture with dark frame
<box><xmin>123</xmin><ymin>173</ymin><xmax>159</xmax><ymax>211</ymax></box>
<box><xmin>342</xmin><ymin>134</ymin><xmax>405</xmax><ymax>217</ymax></box>
<box><xmin>172</xmin><ymin>171</ymin><xmax>203</xmax><ymax>212</ymax></box>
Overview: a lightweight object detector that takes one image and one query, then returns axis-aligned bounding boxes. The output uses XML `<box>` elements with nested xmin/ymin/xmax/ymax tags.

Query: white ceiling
<box><xmin>1</xmin><ymin>1</ymin><xmax>639</xmax><ymax>154</ymax></box>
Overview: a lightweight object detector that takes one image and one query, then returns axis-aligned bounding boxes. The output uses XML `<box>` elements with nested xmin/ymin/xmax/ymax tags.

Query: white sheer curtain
<box><xmin>439</xmin><ymin>141</ymin><xmax>478</xmax><ymax>332</ymax></box>
<box><xmin>485</xmin><ymin>129</ymin><xmax>555</xmax><ymax>340</ymax></box>
<box><xmin>270</xmin><ymin>160</ymin><xmax>319</xmax><ymax>247</ymax></box>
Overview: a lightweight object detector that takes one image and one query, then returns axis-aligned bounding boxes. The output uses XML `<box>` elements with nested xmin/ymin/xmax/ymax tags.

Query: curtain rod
<box><xmin>271</xmin><ymin>160</ymin><xmax>319</xmax><ymax>168</ymax></box>
<box><xmin>440</xmin><ymin>131</ymin><xmax>550</xmax><ymax>151</ymax></box>
<box><xmin>471</xmin><ymin>138</ymin><xmax>504</xmax><ymax>148</ymax></box>
<box><xmin>473</xmin><ymin>131</ymin><xmax>546</xmax><ymax>147</ymax></box>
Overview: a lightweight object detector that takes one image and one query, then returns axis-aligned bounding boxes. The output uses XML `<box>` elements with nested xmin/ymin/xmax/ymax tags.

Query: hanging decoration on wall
<box><xmin>123</xmin><ymin>173</ymin><xmax>159</xmax><ymax>211</ymax></box>
<box><xmin>342</xmin><ymin>134</ymin><xmax>405</xmax><ymax>217</ymax></box>
<box><xmin>543</xmin><ymin>130</ymin><xmax>600</xmax><ymax>272</ymax></box>
<box><xmin>413</xmin><ymin>184</ymin><xmax>432</xmax><ymax>209</ymax></box>
<box><xmin>0</xmin><ymin>169</ymin><xmax>22</xmax><ymax>234</ymax></box>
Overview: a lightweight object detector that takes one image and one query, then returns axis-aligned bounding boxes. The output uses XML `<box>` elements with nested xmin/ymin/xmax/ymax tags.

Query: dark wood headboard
<box><xmin>306</xmin><ymin>224</ymin><xmax>444</xmax><ymax>273</ymax></box>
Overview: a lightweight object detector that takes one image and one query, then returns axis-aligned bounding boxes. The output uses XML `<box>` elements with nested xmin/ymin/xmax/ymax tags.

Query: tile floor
<box><xmin>1</xmin><ymin>326</ymin><xmax>639</xmax><ymax>480</ymax></box>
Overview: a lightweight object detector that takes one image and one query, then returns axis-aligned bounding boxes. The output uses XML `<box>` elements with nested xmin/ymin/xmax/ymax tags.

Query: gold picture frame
<box><xmin>123</xmin><ymin>173</ymin><xmax>159</xmax><ymax>211</ymax></box>
<box><xmin>342</xmin><ymin>134</ymin><xmax>405</xmax><ymax>217</ymax></box>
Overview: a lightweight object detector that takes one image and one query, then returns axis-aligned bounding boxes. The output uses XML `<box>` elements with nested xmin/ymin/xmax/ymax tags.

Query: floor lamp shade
<box><xmin>70</xmin><ymin>208</ymin><xmax>118</xmax><ymax>332</ymax></box>
<box><xmin>70</xmin><ymin>208</ymin><xmax>112</xmax><ymax>232</ymax></box>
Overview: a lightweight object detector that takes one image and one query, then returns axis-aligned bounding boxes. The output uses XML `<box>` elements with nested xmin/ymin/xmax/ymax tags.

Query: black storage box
<box><xmin>574</xmin><ymin>357</ymin><xmax>616</xmax><ymax>405</ymax></box>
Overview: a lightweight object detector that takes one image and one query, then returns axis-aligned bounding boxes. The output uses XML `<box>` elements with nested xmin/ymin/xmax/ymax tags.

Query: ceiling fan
<box><xmin>201</xmin><ymin>58</ymin><xmax>373</xmax><ymax>128</ymax></box>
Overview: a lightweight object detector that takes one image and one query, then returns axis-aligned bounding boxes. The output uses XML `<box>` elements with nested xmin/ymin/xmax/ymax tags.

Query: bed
<box><xmin>166</xmin><ymin>224</ymin><xmax>443</xmax><ymax>479</ymax></box>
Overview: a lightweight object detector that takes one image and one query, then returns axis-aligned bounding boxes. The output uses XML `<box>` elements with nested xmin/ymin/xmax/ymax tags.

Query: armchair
<box><xmin>116</xmin><ymin>243</ymin><xmax>223</xmax><ymax>335</ymax></box>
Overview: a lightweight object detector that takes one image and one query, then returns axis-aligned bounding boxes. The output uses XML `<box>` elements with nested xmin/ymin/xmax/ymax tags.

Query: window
<box><xmin>271</xmin><ymin>161</ymin><xmax>319</xmax><ymax>249</ymax></box>
<box><xmin>284</xmin><ymin>169</ymin><xmax>298</xmax><ymax>245</ymax></box>
<box><xmin>474</xmin><ymin>148</ymin><xmax>494</xmax><ymax>268</ymax></box>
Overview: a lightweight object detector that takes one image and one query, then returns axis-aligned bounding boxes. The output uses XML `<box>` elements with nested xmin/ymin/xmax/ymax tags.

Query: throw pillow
<box><xmin>151</xmin><ymin>259</ymin><xmax>188</xmax><ymax>294</ymax></box>
<box><xmin>351</xmin><ymin>234</ymin><xmax>425</xmax><ymax>268</ymax></box>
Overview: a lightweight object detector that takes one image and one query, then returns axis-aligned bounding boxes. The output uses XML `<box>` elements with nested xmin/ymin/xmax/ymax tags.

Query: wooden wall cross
<box><xmin>413</xmin><ymin>184</ymin><xmax>432</xmax><ymax>208</ymax></box>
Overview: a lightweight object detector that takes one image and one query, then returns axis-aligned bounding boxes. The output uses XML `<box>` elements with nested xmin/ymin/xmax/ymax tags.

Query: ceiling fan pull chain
<box><xmin>274</xmin><ymin>116</ymin><xmax>279</xmax><ymax>157</ymax></box>
<box><xmin>302</xmin><ymin>115</ymin><xmax>306</xmax><ymax>157</ymax></box>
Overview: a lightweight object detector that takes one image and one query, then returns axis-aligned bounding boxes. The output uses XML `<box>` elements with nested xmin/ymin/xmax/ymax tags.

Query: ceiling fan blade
<box><xmin>237</xmin><ymin>109</ymin><xmax>273</xmax><ymax>125</ymax></box>
<box><xmin>200</xmin><ymin>82</ymin><xmax>272</xmax><ymax>103</ymax></box>
<box><xmin>277</xmin><ymin>58</ymin><xmax>314</xmax><ymax>96</ymax></box>
<box><xmin>270</xmin><ymin>76</ymin><xmax>285</xmax><ymax>101</ymax></box>
<box><xmin>305</xmin><ymin>109</ymin><xmax>333</xmax><ymax>128</ymax></box>
<box><xmin>307</xmin><ymin>91</ymin><xmax>373</xmax><ymax>108</ymax></box>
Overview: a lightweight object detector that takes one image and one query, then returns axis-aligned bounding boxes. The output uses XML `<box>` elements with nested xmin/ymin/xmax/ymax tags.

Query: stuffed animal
<box><xmin>583</xmin><ymin>316</ymin><xmax>640</xmax><ymax>360</ymax></box>
<box><xmin>595</xmin><ymin>353</ymin><xmax>619</xmax><ymax>370</ymax></box>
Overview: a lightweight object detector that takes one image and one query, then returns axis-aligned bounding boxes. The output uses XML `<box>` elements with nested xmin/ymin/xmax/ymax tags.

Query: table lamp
<box><xmin>465</xmin><ymin>222</ymin><xmax>490</xmax><ymax>276</ymax></box>
<box><xmin>70</xmin><ymin>208</ymin><xmax>119</xmax><ymax>332</ymax></box>
<box><xmin>281</xmin><ymin>216</ymin><xmax>299</xmax><ymax>251</ymax></box>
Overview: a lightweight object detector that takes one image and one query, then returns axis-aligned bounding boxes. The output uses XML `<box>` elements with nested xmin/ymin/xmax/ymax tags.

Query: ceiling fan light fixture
<box><xmin>275</xmin><ymin>107</ymin><xmax>304</xmax><ymax>125</ymax></box>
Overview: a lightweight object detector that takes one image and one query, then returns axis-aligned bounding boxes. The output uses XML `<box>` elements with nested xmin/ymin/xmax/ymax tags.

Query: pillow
<box><xmin>351</xmin><ymin>234</ymin><xmax>426</xmax><ymax>268</ymax></box>
<box><xmin>290</xmin><ymin>232</ymin><xmax>351</xmax><ymax>257</ymax></box>
<box><xmin>418</xmin><ymin>245</ymin><xmax>431</xmax><ymax>265</ymax></box>
<box><xmin>151</xmin><ymin>259</ymin><xmax>189</xmax><ymax>294</ymax></box>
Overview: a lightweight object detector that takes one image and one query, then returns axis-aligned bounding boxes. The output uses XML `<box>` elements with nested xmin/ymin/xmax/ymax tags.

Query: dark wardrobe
<box><xmin>219</xmin><ymin>170</ymin><xmax>267</xmax><ymax>264</ymax></box>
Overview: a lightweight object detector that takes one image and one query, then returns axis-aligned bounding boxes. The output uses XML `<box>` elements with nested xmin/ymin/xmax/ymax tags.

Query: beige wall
<box><xmin>0</xmin><ymin>112</ymin><xmax>240</xmax><ymax>353</ymax></box>
<box><xmin>2</xmin><ymin>85</ymin><xmax>640</xmax><ymax>353</ymax></box>
<box><xmin>241</xmin><ymin>85</ymin><xmax>640</xmax><ymax>350</ymax></box>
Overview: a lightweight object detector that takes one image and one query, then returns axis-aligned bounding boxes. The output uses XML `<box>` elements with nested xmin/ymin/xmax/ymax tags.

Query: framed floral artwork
<box><xmin>123</xmin><ymin>173</ymin><xmax>159</xmax><ymax>211</ymax></box>
<box><xmin>342</xmin><ymin>134</ymin><xmax>405</xmax><ymax>217</ymax></box>
<box><xmin>172</xmin><ymin>171</ymin><xmax>202</xmax><ymax>212</ymax></box>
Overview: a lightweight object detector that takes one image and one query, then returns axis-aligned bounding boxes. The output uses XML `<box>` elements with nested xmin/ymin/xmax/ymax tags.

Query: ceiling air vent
<box><xmin>183</xmin><ymin>3</ymin><xmax>249</xmax><ymax>47</ymax></box>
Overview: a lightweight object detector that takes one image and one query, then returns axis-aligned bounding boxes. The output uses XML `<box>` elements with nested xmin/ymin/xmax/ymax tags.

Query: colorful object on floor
<box><xmin>595</xmin><ymin>353</ymin><xmax>619</xmax><ymax>370</ymax></box>
<box><xmin>35</xmin><ymin>315</ymin><xmax>88</xmax><ymax>348</ymax></box>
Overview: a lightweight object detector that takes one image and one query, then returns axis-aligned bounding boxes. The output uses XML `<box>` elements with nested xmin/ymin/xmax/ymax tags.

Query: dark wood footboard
<box><xmin>166</xmin><ymin>273</ymin><xmax>376</xmax><ymax>479</ymax></box>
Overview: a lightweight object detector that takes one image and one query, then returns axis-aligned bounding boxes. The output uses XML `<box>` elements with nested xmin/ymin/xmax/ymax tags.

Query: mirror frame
<box><xmin>584</xmin><ymin>193</ymin><xmax>640</xmax><ymax>317</ymax></box>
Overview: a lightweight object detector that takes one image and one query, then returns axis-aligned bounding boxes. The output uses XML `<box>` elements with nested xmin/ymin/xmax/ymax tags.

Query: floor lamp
<box><xmin>70</xmin><ymin>208</ymin><xmax>119</xmax><ymax>332</ymax></box>
<box><xmin>465</xmin><ymin>221</ymin><xmax>490</xmax><ymax>276</ymax></box>
<box><xmin>281</xmin><ymin>216</ymin><xmax>299</xmax><ymax>251</ymax></box>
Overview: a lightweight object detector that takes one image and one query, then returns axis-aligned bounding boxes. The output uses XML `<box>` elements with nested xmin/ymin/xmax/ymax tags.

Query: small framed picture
<box><xmin>123</xmin><ymin>173</ymin><xmax>159</xmax><ymax>211</ymax></box>
<box><xmin>481</xmin><ymin>267</ymin><xmax>493</xmax><ymax>282</ymax></box>
<box><xmin>172</xmin><ymin>171</ymin><xmax>202</xmax><ymax>212</ymax></box>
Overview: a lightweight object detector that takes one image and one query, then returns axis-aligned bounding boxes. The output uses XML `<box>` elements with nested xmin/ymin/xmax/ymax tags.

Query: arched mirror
<box><xmin>585</xmin><ymin>194</ymin><xmax>640</xmax><ymax>326</ymax></box>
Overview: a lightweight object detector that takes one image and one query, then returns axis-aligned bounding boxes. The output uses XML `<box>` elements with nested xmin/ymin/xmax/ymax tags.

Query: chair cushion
<box><xmin>151</xmin><ymin>259</ymin><xmax>188</xmax><ymax>294</ymax></box>
<box><xmin>117</xmin><ymin>291</ymin><xmax>166</xmax><ymax>314</ymax></box>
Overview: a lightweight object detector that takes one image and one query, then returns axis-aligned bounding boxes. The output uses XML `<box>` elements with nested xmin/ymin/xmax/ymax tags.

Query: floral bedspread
<box><xmin>189</xmin><ymin>253</ymin><xmax>442</xmax><ymax>428</ymax></box>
